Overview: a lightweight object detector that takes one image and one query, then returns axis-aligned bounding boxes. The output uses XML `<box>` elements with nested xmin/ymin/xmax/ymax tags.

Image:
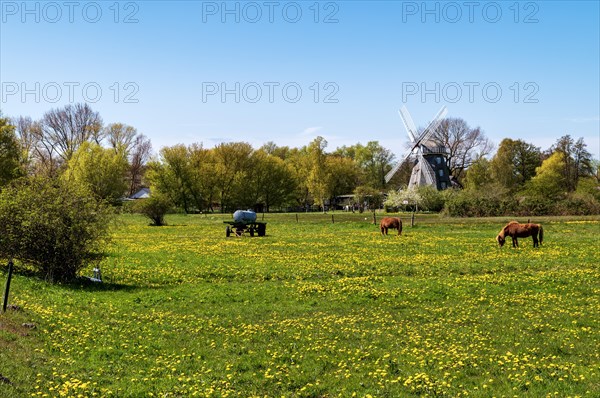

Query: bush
<box><xmin>442</xmin><ymin>185</ymin><xmax>516</xmax><ymax>217</ymax></box>
<box><xmin>416</xmin><ymin>186</ymin><xmax>446</xmax><ymax>212</ymax></box>
<box><xmin>133</xmin><ymin>193</ymin><xmax>172</xmax><ymax>226</ymax></box>
<box><xmin>552</xmin><ymin>192</ymin><xmax>600</xmax><ymax>215</ymax></box>
<box><xmin>0</xmin><ymin>178</ymin><xmax>113</xmax><ymax>282</ymax></box>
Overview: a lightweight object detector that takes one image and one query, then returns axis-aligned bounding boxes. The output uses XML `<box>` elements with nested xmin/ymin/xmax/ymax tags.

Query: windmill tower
<box><xmin>385</xmin><ymin>106</ymin><xmax>452</xmax><ymax>190</ymax></box>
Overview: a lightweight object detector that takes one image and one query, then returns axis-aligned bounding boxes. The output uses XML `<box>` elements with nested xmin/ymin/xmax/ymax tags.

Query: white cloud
<box><xmin>300</xmin><ymin>126</ymin><xmax>323</xmax><ymax>136</ymax></box>
<box><xmin>563</xmin><ymin>116</ymin><xmax>600</xmax><ymax>123</ymax></box>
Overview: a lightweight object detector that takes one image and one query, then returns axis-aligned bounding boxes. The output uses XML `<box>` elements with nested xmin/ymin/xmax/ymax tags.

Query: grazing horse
<box><xmin>496</xmin><ymin>221</ymin><xmax>543</xmax><ymax>248</ymax></box>
<box><xmin>380</xmin><ymin>217</ymin><xmax>402</xmax><ymax>236</ymax></box>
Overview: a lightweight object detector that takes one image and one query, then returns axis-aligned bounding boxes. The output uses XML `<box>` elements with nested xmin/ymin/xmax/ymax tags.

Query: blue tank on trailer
<box><xmin>233</xmin><ymin>210</ymin><xmax>257</xmax><ymax>224</ymax></box>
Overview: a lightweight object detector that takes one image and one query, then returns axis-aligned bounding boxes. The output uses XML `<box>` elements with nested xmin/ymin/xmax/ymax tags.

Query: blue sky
<box><xmin>1</xmin><ymin>1</ymin><xmax>599</xmax><ymax>159</ymax></box>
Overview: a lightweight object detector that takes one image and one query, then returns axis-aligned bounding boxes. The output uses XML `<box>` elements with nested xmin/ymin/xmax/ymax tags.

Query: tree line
<box><xmin>1</xmin><ymin>103</ymin><xmax>599</xmax><ymax>216</ymax></box>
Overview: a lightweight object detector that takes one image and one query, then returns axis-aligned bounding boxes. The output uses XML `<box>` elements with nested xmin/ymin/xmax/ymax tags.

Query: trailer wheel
<box><xmin>249</xmin><ymin>228</ymin><xmax>255</xmax><ymax>237</ymax></box>
<box><xmin>226</xmin><ymin>226</ymin><xmax>231</xmax><ymax>237</ymax></box>
<box><xmin>257</xmin><ymin>224</ymin><xmax>266</xmax><ymax>237</ymax></box>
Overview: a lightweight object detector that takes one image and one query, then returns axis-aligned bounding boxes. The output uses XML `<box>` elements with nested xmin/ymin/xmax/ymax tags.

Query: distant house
<box><xmin>129</xmin><ymin>187</ymin><xmax>150</xmax><ymax>200</ymax></box>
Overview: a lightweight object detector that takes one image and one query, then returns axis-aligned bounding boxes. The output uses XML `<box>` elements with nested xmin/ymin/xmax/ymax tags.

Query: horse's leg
<box><xmin>512</xmin><ymin>237</ymin><xmax>518</xmax><ymax>247</ymax></box>
<box><xmin>533</xmin><ymin>235</ymin><xmax>538</xmax><ymax>248</ymax></box>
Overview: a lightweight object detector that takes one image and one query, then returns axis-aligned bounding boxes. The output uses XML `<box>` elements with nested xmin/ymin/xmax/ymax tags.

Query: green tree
<box><xmin>333</xmin><ymin>141</ymin><xmax>394</xmax><ymax>189</ymax></box>
<box><xmin>552</xmin><ymin>135</ymin><xmax>594</xmax><ymax>191</ymax></box>
<box><xmin>134</xmin><ymin>191</ymin><xmax>173</xmax><ymax>226</ymax></box>
<box><xmin>355</xmin><ymin>141</ymin><xmax>394</xmax><ymax>189</ymax></box>
<box><xmin>326</xmin><ymin>155</ymin><xmax>361</xmax><ymax>206</ymax></box>
<box><xmin>212</xmin><ymin>142</ymin><xmax>255</xmax><ymax>212</ymax></box>
<box><xmin>250</xmin><ymin>150</ymin><xmax>297</xmax><ymax>212</ymax></box>
<box><xmin>526</xmin><ymin>151</ymin><xmax>567</xmax><ymax>199</ymax></box>
<box><xmin>490</xmin><ymin>138</ymin><xmax>541</xmax><ymax>191</ymax></box>
<box><xmin>63</xmin><ymin>142</ymin><xmax>129</xmax><ymax>204</ymax></box>
<box><xmin>354</xmin><ymin>185</ymin><xmax>382</xmax><ymax>213</ymax></box>
<box><xmin>284</xmin><ymin>147</ymin><xmax>312</xmax><ymax>210</ymax></box>
<box><xmin>146</xmin><ymin>145</ymin><xmax>191</xmax><ymax>212</ymax></box>
<box><xmin>384</xmin><ymin>188</ymin><xmax>421</xmax><ymax>211</ymax></box>
<box><xmin>464</xmin><ymin>157</ymin><xmax>492</xmax><ymax>190</ymax></box>
<box><xmin>0</xmin><ymin>115</ymin><xmax>23</xmax><ymax>186</ymax></box>
<box><xmin>306</xmin><ymin>137</ymin><xmax>330</xmax><ymax>212</ymax></box>
<box><xmin>0</xmin><ymin>177</ymin><xmax>113</xmax><ymax>282</ymax></box>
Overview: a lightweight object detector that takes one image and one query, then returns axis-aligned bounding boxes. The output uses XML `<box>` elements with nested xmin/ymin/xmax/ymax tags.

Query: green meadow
<box><xmin>1</xmin><ymin>213</ymin><xmax>599</xmax><ymax>397</ymax></box>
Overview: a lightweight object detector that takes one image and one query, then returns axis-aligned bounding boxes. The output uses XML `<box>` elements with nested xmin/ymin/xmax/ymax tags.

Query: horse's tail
<box><xmin>538</xmin><ymin>225</ymin><xmax>544</xmax><ymax>246</ymax></box>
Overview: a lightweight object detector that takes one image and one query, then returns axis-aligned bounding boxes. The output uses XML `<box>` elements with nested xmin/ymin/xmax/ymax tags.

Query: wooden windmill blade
<box><xmin>419</xmin><ymin>153</ymin><xmax>437</xmax><ymax>185</ymax></box>
<box><xmin>385</xmin><ymin>149</ymin><xmax>413</xmax><ymax>183</ymax></box>
<box><xmin>413</xmin><ymin>106</ymin><xmax>448</xmax><ymax>146</ymax></box>
<box><xmin>398</xmin><ymin>106</ymin><xmax>418</xmax><ymax>143</ymax></box>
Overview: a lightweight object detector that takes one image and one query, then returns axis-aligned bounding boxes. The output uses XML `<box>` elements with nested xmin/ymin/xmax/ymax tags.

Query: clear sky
<box><xmin>1</xmin><ymin>0</ymin><xmax>599</xmax><ymax>159</ymax></box>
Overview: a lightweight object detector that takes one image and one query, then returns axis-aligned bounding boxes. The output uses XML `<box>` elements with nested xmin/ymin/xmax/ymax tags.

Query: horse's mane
<box><xmin>498</xmin><ymin>221</ymin><xmax>518</xmax><ymax>238</ymax></box>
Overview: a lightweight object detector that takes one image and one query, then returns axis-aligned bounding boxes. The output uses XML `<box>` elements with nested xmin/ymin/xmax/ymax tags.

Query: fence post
<box><xmin>331</xmin><ymin>214</ymin><xmax>334</xmax><ymax>223</ymax></box>
<box><xmin>411</xmin><ymin>212</ymin><xmax>415</xmax><ymax>227</ymax></box>
<box><xmin>3</xmin><ymin>258</ymin><xmax>14</xmax><ymax>313</ymax></box>
<box><xmin>372</xmin><ymin>211</ymin><xmax>376</xmax><ymax>225</ymax></box>
<box><xmin>296</xmin><ymin>214</ymin><xmax>299</xmax><ymax>223</ymax></box>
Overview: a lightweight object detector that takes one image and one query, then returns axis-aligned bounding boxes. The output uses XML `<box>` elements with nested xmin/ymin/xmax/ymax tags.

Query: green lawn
<box><xmin>1</xmin><ymin>213</ymin><xmax>599</xmax><ymax>397</ymax></box>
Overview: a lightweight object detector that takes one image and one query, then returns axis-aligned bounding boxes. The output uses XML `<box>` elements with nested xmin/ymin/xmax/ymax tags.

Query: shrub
<box><xmin>416</xmin><ymin>186</ymin><xmax>446</xmax><ymax>212</ymax></box>
<box><xmin>133</xmin><ymin>192</ymin><xmax>172</xmax><ymax>226</ymax></box>
<box><xmin>442</xmin><ymin>185</ymin><xmax>515</xmax><ymax>217</ymax></box>
<box><xmin>0</xmin><ymin>177</ymin><xmax>113</xmax><ymax>282</ymax></box>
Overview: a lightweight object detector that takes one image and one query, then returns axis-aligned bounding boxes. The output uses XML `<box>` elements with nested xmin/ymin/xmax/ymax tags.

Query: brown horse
<box><xmin>496</xmin><ymin>221</ymin><xmax>543</xmax><ymax>248</ymax></box>
<box><xmin>380</xmin><ymin>217</ymin><xmax>402</xmax><ymax>236</ymax></box>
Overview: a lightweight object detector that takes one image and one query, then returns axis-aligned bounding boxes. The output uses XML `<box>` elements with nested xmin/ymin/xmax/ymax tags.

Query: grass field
<box><xmin>1</xmin><ymin>212</ymin><xmax>599</xmax><ymax>397</ymax></box>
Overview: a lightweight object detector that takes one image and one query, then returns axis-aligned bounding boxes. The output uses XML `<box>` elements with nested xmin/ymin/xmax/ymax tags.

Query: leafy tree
<box><xmin>525</xmin><ymin>151</ymin><xmax>567</xmax><ymax>199</ymax></box>
<box><xmin>306</xmin><ymin>137</ymin><xmax>330</xmax><ymax>212</ymax></box>
<box><xmin>355</xmin><ymin>141</ymin><xmax>394</xmax><ymax>189</ymax></box>
<box><xmin>63</xmin><ymin>142</ymin><xmax>129</xmax><ymax>204</ymax></box>
<box><xmin>333</xmin><ymin>141</ymin><xmax>394</xmax><ymax>189</ymax></box>
<box><xmin>464</xmin><ymin>157</ymin><xmax>492</xmax><ymax>190</ymax></box>
<box><xmin>384</xmin><ymin>188</ymin><xmax>421</xmax><ymax>211</ymax></box>
<box><xmin>0</xmin><ymin>116</ymin><xmax>23</xmax><ymax>186</ymax></box>
<box><xmin>212</xmin><ymin>142</ymin><xmax>255</xmax><ymax>212</ymax></box>
<box><xmin>354</xmin><ymin>185</ymin><xmax>382</xmax><ymax>213</ymax></box>
<box><xmin>260</xmin><ymin>141</ymin><xmax>292</xmax><ymax>160</ymax></box>
<box><xmin>490</xmin><ymin>138</ymin><xmax>541</xmax><ymax>191</ymax></box>
<box><xmin>416</xmin><ymin>185</ymin><xmax>445</xmax><ymax>212</ymax></box>
<box><xmin>326</xmin><ymin>156</ymin><xmax>361</xmax><ymax>206</ymax></box>
<box><xmin>0</xmin><ymin>177</ymin><xmax>113</xmax><ymax>282</ymax></box>
<box><xmin>250</xmin><ymin>150</ymin><xmax>297</xmax><ymax>212</ymax></box>
<box><xmin>146</xmin><ymin>145</ymin><xmax>193</xmax><ymax>212</ymax></box>
<box><xmin>134</xmin><ymin>192</ymin><xmax>172</xmax><ymax>226</ymax></box>
<box><xmin>284</xmin><ymin>147</ymin><xmax>312</xmax><ymax>210</ymax></box>
<box><xmin>551</xmin><ymin>135</ymin><xmax>594</xmax><ymax>191</ymax></box>
<box><xmin>187</xmin><ymin>144</ymin><xmax>217</xmax><ymax>212</ymax></box>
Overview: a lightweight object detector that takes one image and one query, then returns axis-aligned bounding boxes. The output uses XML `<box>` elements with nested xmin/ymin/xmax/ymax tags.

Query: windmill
<box><xmin>385</xmin><ymin>106</ymin><xmax>452</xmax><ymax>190</ymax></box>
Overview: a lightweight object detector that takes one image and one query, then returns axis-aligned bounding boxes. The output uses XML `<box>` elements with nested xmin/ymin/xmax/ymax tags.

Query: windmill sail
<box><xmin>385</xmin><ymin>150</ymin><xmax>413</xmax><ymax>183</ymax></box>
<box><xmin>398</xmin><ymin>106</ymin><xmax>418</xmax><ymax>143</ymax></box>
<box><xmin>385</xmin><ymin>106</ymin><xmax>448</xmax><ymax>184</ymax></box>
<box><xmin>413</xmin><ymin>106</ymin><xmax>447</xmax><ymax>146</ymax></box>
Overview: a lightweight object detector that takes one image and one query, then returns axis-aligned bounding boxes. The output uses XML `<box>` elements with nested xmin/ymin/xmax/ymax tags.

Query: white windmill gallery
<box><xmin>385</xmin><ymin>106</ymin><xmax>453</xmax><ymax>190</ymax></box>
